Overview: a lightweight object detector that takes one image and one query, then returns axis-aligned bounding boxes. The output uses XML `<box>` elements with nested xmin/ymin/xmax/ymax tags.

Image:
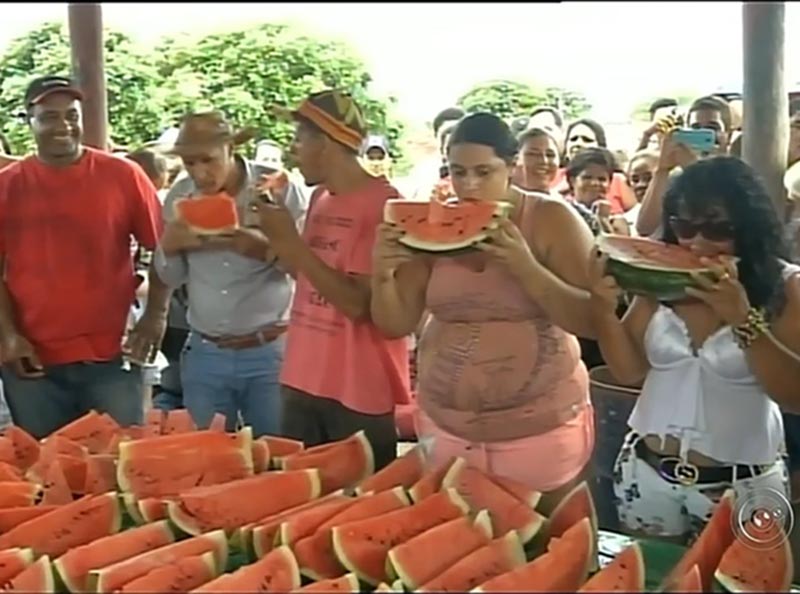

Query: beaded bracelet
<box><xmin>732</xmin><ymin>307</ymin><xmax>769</xmax><ymax>349</ymax></box>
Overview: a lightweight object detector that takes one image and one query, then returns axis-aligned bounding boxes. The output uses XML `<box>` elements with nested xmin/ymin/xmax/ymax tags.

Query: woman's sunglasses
<box><xmin>569</xmin><ymin>135</ymin><xmax>596</xmax><ymax>143</ymax></box>
<box><xmin>668</xmin><ymin>216</ymin><xmax>735</xmax><ymax>242</ymax></box>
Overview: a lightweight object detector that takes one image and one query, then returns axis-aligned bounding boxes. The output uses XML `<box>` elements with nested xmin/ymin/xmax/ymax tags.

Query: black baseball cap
<box><xmin>24</xmin><ymin>75</ymin><xmax>83</xmax><ymax>109</ymax></box>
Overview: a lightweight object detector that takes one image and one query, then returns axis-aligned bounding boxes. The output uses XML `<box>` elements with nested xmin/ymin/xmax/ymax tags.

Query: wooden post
<box><xmin>742</xmin><ymin>2</ymin><xmax>788</xmax><ymax>218</ymax></box>
<box><xmin>67</xmin><ymin>3</ymin><xmax>108</xmax><ymax>150</ymax></box>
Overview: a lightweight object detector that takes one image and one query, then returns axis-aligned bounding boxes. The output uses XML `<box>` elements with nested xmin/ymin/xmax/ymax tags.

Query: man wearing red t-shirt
<box><xmin>0</xmin><ymin>76</ymin><xmax>170</xmax><ymax>438</ymax></box>
<box><xmin>255</xmin><ymin>91</ymin><xmax>411</xmax><ymax>469</ymax></box>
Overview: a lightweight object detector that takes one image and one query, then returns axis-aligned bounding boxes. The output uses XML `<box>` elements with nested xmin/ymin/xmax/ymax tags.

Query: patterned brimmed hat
<box><xmin>276</xmin><ymin>90</ymin><xmax>367</xmax><ymax>151</ymax></box>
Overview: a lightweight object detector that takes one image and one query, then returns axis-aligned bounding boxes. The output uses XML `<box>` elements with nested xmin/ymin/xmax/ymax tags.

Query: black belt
<box><xmin>634</xmin><ymin>438</ymin><xmax>771</xmax><ymax>485</ymax></box>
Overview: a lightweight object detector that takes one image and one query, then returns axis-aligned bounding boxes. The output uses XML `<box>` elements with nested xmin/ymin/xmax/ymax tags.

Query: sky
<box><xmin>1</xmin><ymin>2</ymin><xmax>799</xmax><ymax>125</ymax></box>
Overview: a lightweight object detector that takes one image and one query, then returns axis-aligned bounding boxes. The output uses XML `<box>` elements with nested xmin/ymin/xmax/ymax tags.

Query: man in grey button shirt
<box><xmin>154</xmin><ymin>112</ymin><xmax>307</xmax><ymax>436</ymax></box>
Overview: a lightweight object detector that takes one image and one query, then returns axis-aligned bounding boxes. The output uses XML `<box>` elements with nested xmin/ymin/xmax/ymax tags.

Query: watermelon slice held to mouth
<box><xmin>173</xmin><ymin>193</ymin><xmax>239</xmax><ymax>235</ymax></box>
<box><xmin>597</xmin><ymin>235</ymin><xmax>729</xmax><ymax>301</ymax></box>
<box><xmin>384</xmin><ymin>198</ymin><xmax>513</xmax><ymax>254</ymax></box>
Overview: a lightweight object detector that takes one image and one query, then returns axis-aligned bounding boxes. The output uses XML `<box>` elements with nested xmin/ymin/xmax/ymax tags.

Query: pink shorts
<box><xmin>415</xmin><ymin>404</ymin><xmax>595</xmax><ymax>493</ymax></box>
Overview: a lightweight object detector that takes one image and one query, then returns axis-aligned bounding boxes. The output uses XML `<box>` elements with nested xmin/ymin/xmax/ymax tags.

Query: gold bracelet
<box><xmin>732</xmin><ymin>307</ymin><xmax>769</xmax><ymax>350</ymax></box>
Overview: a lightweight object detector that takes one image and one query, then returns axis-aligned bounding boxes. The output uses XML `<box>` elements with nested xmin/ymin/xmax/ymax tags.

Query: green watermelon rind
<box><xmin>121</xmin><ymin>492</ymin><xmax>146</xmax><ymax>525</ymax></box>
<box><xmin>597</xmin><ymin>235</ymin><xmax>724</xmax><ymax>301</ymax></box>
<box><xmin>52</xmin><ymin>519</ymin><xmax>174</xmax><ymax>593</ymax></box>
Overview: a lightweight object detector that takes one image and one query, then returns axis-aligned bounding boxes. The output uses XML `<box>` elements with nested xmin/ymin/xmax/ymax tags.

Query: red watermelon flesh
<box><xmin>118</xmin><ymin>551</ymin><xmax>217</xmax><ymax>593</ymax></box>
<box><xmin>55</xmin><ymin>454</ymin><xmax>88</xmax><ymax>493</ymax></box>
<box><xmin>355</xmin><ymin>445</ymin><xmax>424</xmax><ymax>495</ymax></box>
<box><xmin>408</xmin><ymin>457</ymin><xmax>457</xmax><ymax>502</ymax></box>
<box><xmin>53</xmin><ymin>519</ymin><xmax>175</xmax><ymax>592</ymax></box>
<box><xmin>0</xmin><ymin>481</ymin><xmax>42</xmax><ymax>508</ymax></box>
<box><xmin>26</xmin><ymin>440</ymin><xmax>74</xmax><ymax>503</ymax></box>
<box><xmin>599</xmin><ymin>234</ymin><xmax>724</xmax><ymax>271</ymax></box>
<box><xmin>53</xmin><ymin>411</ymin><xmax>119</xmax><ymax>454</ymax></box>
<box><xmin>292</xmin><ymin>488</ymin><xmax>410</xmax><ymax>581</ymax></box>
<box><xmin>548</xmin><ymin>480</ymin><xmax>598</xmax><ymax>569</ymax></box>
<box><xmin>208</xmin><ymin>413</ymin><xmax>227</xmax><ymax>432</ymax></box>
<box><xmin>162</xmin><ymin>409</ymin><xmax>197</xmax><ymax>435</ymax></box>
<box><xmin>0</xmin><ymin>438</ymin><xmax>17</xmax><ymax>466</ymax></box>
<box><xmin>0</xmin><ymin>506</ymin><xmax>58</xmax><ymax>533</ymax></box>
<box><xmin>714</xmin><ymin>520</ymin><xmax>793</xmax><ymax>593</ymax></box>
<box><xmin>262</xmin><ymin>436</ymin><xmax>304</xmax><ymax>459</ymax></box>
<box><xmin>40</xmin><ymin>458</ymin><xmax>73</xmax><ymax>505</ymax></box>
<box><xmin>2</xmin><ymin>554</ymin><xmax>53</xmax><ymax>592</ymax></box>
<box><xmin>247</xmin><ymin>492</ymin><xmax>351</xmax><ymax>559</ymax></box>
<box><xmin>490</xmin><ymin>474</ymin><xmax>541</xmax><ymax>509</ymax></box>
<box><xmin>42</xmin><ymin>435</ymin><xmax>87</xmax><ymax>460</ymax></box>
<box><xmin>83</xmin><ymin>454</ymin><xmax>116</xmax><ymax>495</ymax></box>
<box><xmin>0</xmin><ymin>548</ymin><xmax>34</xmax><ymax>583</ymax></box>
<box><xmin>3</xmin><ymin>426</ymin><xmax>39</xmax><ymax>470</ymax></box>
<box><xmin>332</xmin><ymin>489</ymin><xmax>470</xmax><ymax>585</ymax></box>
<box><xmin>252</xmin><ymin>440</ymin><xmax>270</xmax><ymax>473</ymax></box>
<box><xmin>209</xmin><ymin>545</ymin><xmax>300</xmax><ymax>593</ymax></box>
<box><xmin>0</xmin><ymin>493</ymin><xmax>121</xmax><ymax>558</ymax></box>
<box><xmin>442</xmin><ymin>460</ymin><xmax>545</xmax><ymax>543</ymax></box>
<box><xmin>139</xmin><ymin>498</ymin><xmax>168</xmax><ymax>523</ymax></box>
<box><xmin>579</xmin><ymin>543</ymin><xmax>645</xmax><ymax>592</ymax></box>
<box><xmin>0</xmin><ymin>462</ymin><xmax>23</xmax><ymax>482</ymax></box>
<box><xmin>418</xmin><ymin>531</ymin><xmax>526</xmax><ymax>592</ymax></box>
<box><xmin>384</xmin><ymin>199</ymin><xmax>513</xmax><ymax>252</ymax></box>
<box><xmin>90</xmin><ymin>530</ymin><xmax>228</xmax><ymax>593</ymax></box>
<box><xmin>116</xmin><ymin>428</ymin><xmax>254</xmax><ymax>499</ymax></box>
<box><xmin>174</xmin><ymin>193</ymin><xmax>239</xmax><ymax>235</ymax></box>
<box><xmin>388</xmin><ymin>510</ymin><xmax>493</xmax><ymax>590</ymax></box>
<box><xmin>279</xmin><ymin>496</ymin><xmax>354</xmax><ymax>546</ymax></box>
<box><xmin>661</xmin><ymin>489</ymin><xmax>735</xmax><ymax>591</ymax></box>
<box><xmin>296</xmin><ymin>572</ymin><xmax>359</xmax><ymax>592</ymax></box>
<box><xmin>282</xmin><ymin>431</ymin><xmax>374</xmax><ymax>494</ymax></box>
<box><xmin>145</xmin><ymin>409</ymin><xmax>165</xmax><ymax>435</ymax></box>
<box><xmin>169</xmin><ymin>469</ymin><xmax>322</xmax><ymax>535</ymax></box>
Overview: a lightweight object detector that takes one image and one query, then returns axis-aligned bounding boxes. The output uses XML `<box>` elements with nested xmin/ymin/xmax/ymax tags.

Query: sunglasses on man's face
<box><xmin>668</xmin><ymin>216</ymin><xmax>735</xmax><ymax>242</ymax></box>
<box><xmin>569</xmin><ymin>134</ymin><xmax>596</xmax><ymax>143</ymax></box>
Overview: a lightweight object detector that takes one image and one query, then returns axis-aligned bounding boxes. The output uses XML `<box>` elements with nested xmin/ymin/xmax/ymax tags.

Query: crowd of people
<box><xmin>1</xmin><ymin>72</ymin><xmax>800</xmax><ymax>547</ymax></box>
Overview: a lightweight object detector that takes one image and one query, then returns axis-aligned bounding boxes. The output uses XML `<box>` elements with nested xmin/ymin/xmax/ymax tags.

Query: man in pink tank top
<box><xmin>255</xmin><ymin>91</ymin><xmax>411</xmax><ymax>470</ymax></box>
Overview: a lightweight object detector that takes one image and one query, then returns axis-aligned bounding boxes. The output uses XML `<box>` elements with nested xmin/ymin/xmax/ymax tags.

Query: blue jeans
<box><xmin>181</xmin><ymin>332</ymin><xmax>284</xmax><ymax>437</ymax></box>
<box><xmin>1</xmin><ymin>358</ymin><xmax>144</xmax><ymax>439</ymax></box>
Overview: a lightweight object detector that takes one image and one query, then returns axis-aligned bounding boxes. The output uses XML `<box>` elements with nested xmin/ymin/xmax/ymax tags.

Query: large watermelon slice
<box><xmin>387</xmin><ymin>510</ymin><xmax>493</xmax><ymax>590</ymax></box>
<box><xmin>442</xmin><ymin>459</ymin><xmax>545</xmax><ymax>543</ymax></box>
<box><xmin>53</xmin><ymin>519</ymin><xmax>175</xmax><ymax>592</ymax></box>
<box><xmin>489</xmin><ymin>475</ymin><xmax>541</xmax><ymax>509</ymax></box>
<box><xmin>384</xmin><ymin>198</ymin><xmax>514</xmax><ymax>253</ymax></box>
<box><xmin>0</xmin><ymin>493</ymin><xmax>121</xmax><ymax>558</ymax></box>
<box><xmin>661</xmin><ymin>489</ymin><xmax>735</xmax><ymax>591</ymax></box>
<box><xmin>676</xmin><ymin>564</ymin><xmax>703</xmax><ymax>592</ymax></box>
<box><xmin>578</xmin><ymin>543</ymin><xmax>645</xmax><ymax>592</ymax></box>
<box><xmin>0</xmin><ymin>548</ymin><xmax>34</xmax><ymax>583</ymax></box>
<box><xmin>355</xmin><ymin>445</ymin><xmax>425</xmax><ymax>495</ymax></box>
<box><xmin>0</xmin><ymin>506</ymin><xmax>58</xmax><ymax>532</ymax></box>
<box><xmin>475</xmin><ymin>517</ymin><xmax>594</xmax><ymax>592</ymax></box>
<box><xmin>0</xmin><ymin>481</ymin><xmax>42</xmax><ymax>508</ymax></box>
<box><xmin>245</xmin><ymin>492</ymin><xmax>351</xmax><ymax>559</ymax></box>
<box><xmin>296</xmin><ymin>572</ymin><xmax>359</xmax><ymax>592</ymax></box>
<box><xmin>83</xmin><ymin>454</ymin><xmax>116</xmax><ymax>495</ymax></box>
<box><xmin>89</xmin><ymin>530</ymin><xmax>228</xmax><ymax>592</ymax></box>
<box><xmin>597</xmin><ymin>234</ymin><xmax>728</xmax><ymax>301</ymax></box>
<box><xmin>293</xmin><ymin>488</ymin><xmax>410</xmax><ymax>581</ymax></box>
<box><xmin>118</xmin><ymin>551</ymin><xmax>218</xmax><ymax>593</ymax></box>
<box><xmin>2</xmin><ymin>554</ymin><xmax>54</xmax><ymax>592</ymax></box>
<box><xmin>548</xmin><ymin>481</ymin><xmax>598</xmax><ymax>568</ymax></box>
<box><xmin>117</xmin><ymin>428</ymin><xmax>254</xmax><ymax>499</ymax></box>
<box><xmin>169</xmin><ymin>469</ymin><xmax>321</xmax><ymax>535</ymax></box>
<box><xmin>174</xmin><ymin>193</ymin><xmax>239</xmax><ymax>235</ymax></box>
<box><xmin>714</xmin><ymin>519</ymin><xmax>793</xmax><ymax>592</ymax></box>
<box><xmin>332</xmin><ymin>488</ymin><xmax>470</xmax><ymax>585</ymax></box>
<box><xmin>52</xmin><ymin>411</ymin><xmax>120</xmax><ymax>454</ymax></box>
<box><xmin>278</xmin><ymin>496</ymin><xmax>354</xmax><ymax>546</ymax></box>
<box><xmin>205</xmin><ymin>545</ymin><xmax>300</xmax><ymax>592</ymax></box>
<box><xmin>408</xmin><ymin>457</ymin><xmax>458</xmax><ymax>502</ymax></box>
<box><xmin>262</xmin><ymin>436</ymin><xmax>304</xmax><ymax>460</ymax></box>
<box><xmin>3</xmin><ymin>425</ymin><xmax>40</xmax><ymax>470</ymax></box>
<box><xmin>281</xmin><ymin>431</ymin><xmax>373</xmax><ymax>494</ymax></box>
<box><xmin>418</xmin><ymin>531</ymin><xmax>526</xmax><ymax>592</ymax></box>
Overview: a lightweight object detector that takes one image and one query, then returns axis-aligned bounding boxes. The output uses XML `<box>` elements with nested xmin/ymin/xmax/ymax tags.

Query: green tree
<box><xmin>154</xmin><ymin>23</ymin><xmax>405</xmax><ymax>165</ymax></box>
<box><xmin>457</xmin><ymin>80</ymin><xmax>592</xmax><ymax>122</ymax></box>
<box><xmin>0</xmin><ymin>21</ymin><xmax>168</xmax><ymax>154</ymax></box>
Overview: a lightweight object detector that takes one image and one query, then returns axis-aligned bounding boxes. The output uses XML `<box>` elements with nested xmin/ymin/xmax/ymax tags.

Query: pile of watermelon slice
<box><xmin>0</xmin><ymin>408</ymin><xmax>792</xmax><ymax>592</ymax></box>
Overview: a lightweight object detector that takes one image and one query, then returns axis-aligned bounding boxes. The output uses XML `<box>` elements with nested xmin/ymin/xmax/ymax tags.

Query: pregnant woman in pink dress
<box><xmin>371</xmin><ymin>112</ymin><xmax>597</xmax><ymax>510</ymax></box>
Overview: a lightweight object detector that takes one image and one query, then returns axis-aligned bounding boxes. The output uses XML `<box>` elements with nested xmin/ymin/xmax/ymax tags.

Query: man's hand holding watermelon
<box><xmin>253</xmin><ymin>192</ymin><xmax>302</xmax><ymax>269</ymax></box>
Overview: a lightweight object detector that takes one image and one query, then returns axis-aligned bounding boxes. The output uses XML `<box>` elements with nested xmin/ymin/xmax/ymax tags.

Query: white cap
<box><xmin>255</xmin><ymin>140</ymin><xmax>283</xmax><ymax>168</ymax></box>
